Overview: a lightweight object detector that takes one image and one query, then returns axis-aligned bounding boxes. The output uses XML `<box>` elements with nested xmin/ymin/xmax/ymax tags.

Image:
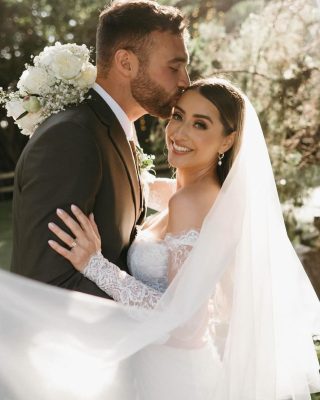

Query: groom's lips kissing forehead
<box><xmin>169</xmin><ymin>91</ymin><xmax>184</xmax><ymax>110</ymax></box>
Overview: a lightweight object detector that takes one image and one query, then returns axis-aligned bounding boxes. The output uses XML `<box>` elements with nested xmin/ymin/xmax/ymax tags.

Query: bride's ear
<box><xmin>219</xmin><ymin>131</ymin><xmax>237</xmax><ymax>154</ymax></box>
<box><xmin>114</xmin><ymin>49</ymin><xmax>139</xmax><ymax>78</ymax></box>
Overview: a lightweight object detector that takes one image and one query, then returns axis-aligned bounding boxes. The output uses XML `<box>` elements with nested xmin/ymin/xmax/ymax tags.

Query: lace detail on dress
<box><xmin>83</xmin><ymin>252</ymin><xmax>161</xmax><ymax>309</ymax></box>
<box><xmin>83</xmin><ymin>229</ymin><xmax>200</xmax><ymax>310</ymax></box>
<box><xmin>128</xmin><ymin>229</ymin><xmax>169</xmax><ymax>293</ymax></box>
<box><xmin>165</xmin><ymin>230</ymin><xmax>200</xmax><ymax>277</ymax></box>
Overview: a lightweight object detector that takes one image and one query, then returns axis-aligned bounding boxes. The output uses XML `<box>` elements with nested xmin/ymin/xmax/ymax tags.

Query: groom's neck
<box><xmin>95</xmin><ymin>77</ymin><xmax>145</xmax><ymax>122</ymax></box>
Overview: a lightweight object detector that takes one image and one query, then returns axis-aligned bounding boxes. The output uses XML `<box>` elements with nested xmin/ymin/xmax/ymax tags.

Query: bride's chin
<box><xmin>167</xmin><ymin>156</ymin><xmax>178</xmax><ymax>169</ymax></box>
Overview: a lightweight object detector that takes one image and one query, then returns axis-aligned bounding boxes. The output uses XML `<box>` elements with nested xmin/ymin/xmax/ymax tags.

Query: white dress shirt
<box><xmin>93</xmin><ymin>82</ymin><xmax>135</xmax><ymax>141</ymax></box>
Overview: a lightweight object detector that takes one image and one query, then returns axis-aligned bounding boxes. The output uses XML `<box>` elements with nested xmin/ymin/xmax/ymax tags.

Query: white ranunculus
<box><xmin>6</xmin><ymin>99</ymin><xmax>26</xmax><ymax>119</ymax></box>
<box><xmin>51</xmin><ymin>50</ymin><xmax>83</xmax><ymax>80</ymax></box>
<box><xmin>75</xmin><ymin>64</ymin><xmax>97</xmax><ymax>89</ymax></box>
<box><xmin>17</xmin><ymin>67</ymin><xmax>53</xmax><ymax>96</ymax></box>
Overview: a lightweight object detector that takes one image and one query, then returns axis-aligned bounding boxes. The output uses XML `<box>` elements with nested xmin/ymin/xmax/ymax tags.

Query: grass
<box><xmin>0</xmin><ymin>200</ymin><xmax>12</xmax><ymax>271</ymax></box>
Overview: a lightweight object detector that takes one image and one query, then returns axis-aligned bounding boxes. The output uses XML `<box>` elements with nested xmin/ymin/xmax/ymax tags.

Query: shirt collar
<box><xmin>93</xmin><ymin>82</ymin><xmax>134</xmax><ymax>141</ymax></box>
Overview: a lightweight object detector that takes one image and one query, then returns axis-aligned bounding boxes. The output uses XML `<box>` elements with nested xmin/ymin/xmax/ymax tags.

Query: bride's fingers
<box><xmin>56</xmin><ymin>208</ymin><xmax>83</xmax><ymax>238</ymax></box>
<box><xmin>48</xmin><ymin>239</ymin><xmax>89</xmax><ymax>272</ymax></box>
<box><xmin>89</xmin><ymin>213</ymin><xmax>99</xmax><ymax>237</ymax></box>
<box><xmin>48</xmin><ymin>222</ymin><xmax>75</xmax><ymax>248</ymax></box>
<box><xmin>71</xmin><ymin>204</ymin><xmax>92</xmax><ymax>232</ymax></box>
<box><xmin>48</xmin><ymin>240</ymin><xmax>72</xmax><ymax>261</ymax></box>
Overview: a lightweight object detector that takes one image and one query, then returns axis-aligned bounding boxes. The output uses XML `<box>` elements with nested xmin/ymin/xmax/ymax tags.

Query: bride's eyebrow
<box><xmin>174</xmin><ymin>106</ymin><xmax>213</xmax><ymax>123</ymax></box>
<box><xmin>193</xmin><ymin>114</ymin><xmax>213</xmax><ymax>123</ymax></box>
<box><xmin>174</xmin><ymin>105</ymin><xmax>185</xmax><ymax>113</ymax></box>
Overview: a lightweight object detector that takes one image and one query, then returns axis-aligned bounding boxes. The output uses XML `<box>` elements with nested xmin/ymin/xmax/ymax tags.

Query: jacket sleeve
<box><xmin>14</xmin><ymin>118</ymin><xmax>112</xmax><ymax>299</ymax></box>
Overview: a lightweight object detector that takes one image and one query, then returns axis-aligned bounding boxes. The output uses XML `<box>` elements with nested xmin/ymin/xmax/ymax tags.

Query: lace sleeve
<box><xmin>165</xmin><ymin>230</ymin><xmax>200</xmax><ymax>282</ymax></box>
<box><xmin>83</xmin><ymin>230</ymin><xmax>199</xmax><ymax>310</ymax></box>
<box><xmin>83</xmin><ymin>252</ymin><xmax>161</xmax><ymax>309</ymax></box>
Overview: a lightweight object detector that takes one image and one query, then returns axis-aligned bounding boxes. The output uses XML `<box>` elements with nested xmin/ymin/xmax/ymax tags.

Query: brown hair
<box><xmin>96</xmin><ymin>0</ymin><xmax>188</xmax><ymax>74</ymax></box>
<box><xmin>188</xmin><ymin>77</ymin><xmax>245</xmax><ymax>185</ymax></box>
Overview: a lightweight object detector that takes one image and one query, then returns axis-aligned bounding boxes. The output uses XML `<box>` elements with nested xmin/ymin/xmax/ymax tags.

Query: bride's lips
<box><xmin>170</xmin><ymin>140</ymin><xmax>193</xmax><ymax>155</ymax></box>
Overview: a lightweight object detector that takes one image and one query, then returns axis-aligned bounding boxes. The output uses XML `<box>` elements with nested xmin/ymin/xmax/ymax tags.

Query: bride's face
<box><xmin>166</xmin><ymin>90</ymin><xmax>233</xmax><ymax>172</ymax></box>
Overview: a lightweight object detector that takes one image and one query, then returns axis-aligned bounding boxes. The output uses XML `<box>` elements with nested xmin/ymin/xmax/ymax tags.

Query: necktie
<box><xmin>128</xmin><ymin>140</ymin><xmax>138</xmax><ymax>169</ymax></box>
<box><xmin>128</xmin><ymin>140</ymin><xmax>145</xmax><ymax>215</ymax></box>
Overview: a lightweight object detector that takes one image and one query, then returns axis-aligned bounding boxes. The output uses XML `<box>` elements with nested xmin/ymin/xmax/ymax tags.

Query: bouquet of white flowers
<box><xmin>0</xmin><ymin>42</ymin><xmax>97</xmax><ymax>137</ymax></box>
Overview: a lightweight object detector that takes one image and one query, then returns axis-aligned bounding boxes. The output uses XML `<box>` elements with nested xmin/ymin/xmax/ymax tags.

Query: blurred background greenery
<box><xmin>0</xmin><ymin>0</ymin><xmax>319</xmax><ymax>395</ymax></box>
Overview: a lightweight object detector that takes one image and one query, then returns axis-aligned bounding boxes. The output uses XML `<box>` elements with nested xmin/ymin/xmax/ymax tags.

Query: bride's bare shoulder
<box><xmin>167</xmin><ymin>182</ymin><xmax>220</xmax><ymax>234</ymax></box>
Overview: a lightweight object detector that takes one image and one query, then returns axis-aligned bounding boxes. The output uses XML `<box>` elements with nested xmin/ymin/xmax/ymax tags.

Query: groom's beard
<box><xmin>131</xmin><ymin>67</ymin><xmax>182</xmax><ymax>119</ymax></box>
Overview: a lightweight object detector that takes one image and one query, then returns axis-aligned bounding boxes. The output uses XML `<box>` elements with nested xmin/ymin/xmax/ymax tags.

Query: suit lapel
<box><xmin>87</xmin><ymin>89</ymin><xmax>141</xmax><ymax>220</ymax></box>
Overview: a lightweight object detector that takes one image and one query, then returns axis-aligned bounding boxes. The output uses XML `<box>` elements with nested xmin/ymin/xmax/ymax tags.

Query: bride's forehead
<box><xmin>176</xmin><ymin>91</ymin><xmax>218</xmax><ymax>115</ymax></box>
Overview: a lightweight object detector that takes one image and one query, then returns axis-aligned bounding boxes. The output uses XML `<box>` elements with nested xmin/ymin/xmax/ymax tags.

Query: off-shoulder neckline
<box><xmin>136</xmin><ymin>227</ymin><xmax>200</xmax><ymax>242</ymax></box>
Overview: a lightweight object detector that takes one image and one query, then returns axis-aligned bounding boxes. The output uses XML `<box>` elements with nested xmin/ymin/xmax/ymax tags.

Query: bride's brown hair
<box><xmin>187</xmin><ymin>77</ymin><xmax>245</xmax><ymax>185</ymax></box>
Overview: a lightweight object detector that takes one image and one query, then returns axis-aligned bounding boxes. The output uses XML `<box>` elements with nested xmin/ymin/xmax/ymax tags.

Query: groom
<box><xmin>10</xmin><ymin>0</ymin><xmax>189</xmax><ymax>299</ymax></box>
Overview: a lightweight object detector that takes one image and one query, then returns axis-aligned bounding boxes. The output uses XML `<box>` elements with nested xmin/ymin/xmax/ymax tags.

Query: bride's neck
<box><xmin>176</xmin><ymin>168</ymin><xmax>218</xmax><ymax>189</ymax></box>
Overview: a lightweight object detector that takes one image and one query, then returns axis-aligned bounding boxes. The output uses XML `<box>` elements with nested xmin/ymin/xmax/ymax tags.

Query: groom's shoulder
<box><xmin>20</xmin><ymin>103</ymin><xmax>102</xmax><ymax>158</ymax></box>
<box><xmin>36</xmin><ymin>101</ymin><xmax>97</xmax><ymax>135</ymax></box>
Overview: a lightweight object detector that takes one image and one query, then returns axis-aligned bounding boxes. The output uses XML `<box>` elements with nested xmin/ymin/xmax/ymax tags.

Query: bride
<box><xmin>48</xmin><ymin>77</ymin><xmax>320</xmax><ymax>399</ymax></box>
<box><xmin>0</xmin><ymin>77</ymin><xmax>319</xmax><ymax>400</ymax></box>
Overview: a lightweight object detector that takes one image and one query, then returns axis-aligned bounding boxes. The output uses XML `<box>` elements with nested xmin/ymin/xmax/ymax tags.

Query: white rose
<box><xmin>34</xmin><ymin>44</ymin><xmax>59</xmax><ymax>68</ymax></box>
<box><xmin>51</xmin><ymin>50</ymin><xmax>83</xmax><ymax>80</ymax></box>
<box><xmin>65</xmin><ymin>43</ymin><xmax>90</xmax><ymax>63</ymax></box>
<box><xmin>17</xmin><ymin>67</ymin><xmax>53</xmax><ymax>96</ymax></box>
<box><xmin>75</xmin><ymin>64</ymin><xmax>97</xmax><ymax>88</ymax></box>
<box><xmin>6</xmin><ymin>99</ymin><xmax>25</xmax><ymax>119</ymax></box>
<box><xmin>6</xmin><ymin>98</ymin><xmax>43</xmax><ymax>136</ymax></box>
<box><xmin>17</xmin><ymin>110</ymin><xmax>44</xmax><ymax>137</ymax></box>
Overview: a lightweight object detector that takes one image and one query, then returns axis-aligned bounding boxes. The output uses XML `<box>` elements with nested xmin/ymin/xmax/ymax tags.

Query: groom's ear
<box><xmin>114</xmin><ymin>49</ymin><xmax>139</xmax><ymax>78</ymax></box>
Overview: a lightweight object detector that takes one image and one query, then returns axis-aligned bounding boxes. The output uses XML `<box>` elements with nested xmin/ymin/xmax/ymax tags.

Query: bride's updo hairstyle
<box><xmin>187</xmin><ymin>77</ymin><xmax>245</xmax><ymax>185</ymax></box>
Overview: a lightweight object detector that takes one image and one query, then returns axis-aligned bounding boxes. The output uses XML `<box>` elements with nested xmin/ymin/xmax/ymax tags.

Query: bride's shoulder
<box><xmin>167</xmin><ymin>182</ymin><xmax>219</xmax><ymax>234</ymax></box>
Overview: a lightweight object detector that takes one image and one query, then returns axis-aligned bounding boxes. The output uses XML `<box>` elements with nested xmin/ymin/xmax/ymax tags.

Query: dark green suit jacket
<box><xmin>11</xmin><ymin>89</ymin><xmax>145</xmax><ymax>299</ymax></box>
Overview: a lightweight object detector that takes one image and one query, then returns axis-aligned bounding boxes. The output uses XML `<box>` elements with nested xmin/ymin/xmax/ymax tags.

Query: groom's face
<box><xmin>131</xmin><ymin>31</ymin><xmax>190</xmax><ymax>119</ymax></box>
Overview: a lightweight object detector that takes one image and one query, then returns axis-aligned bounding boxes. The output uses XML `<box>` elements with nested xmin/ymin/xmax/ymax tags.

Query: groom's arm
<box><xmin>14</xmin><ymin>118</ymin><xmax>111</xmax><ymax>299</ymax></box>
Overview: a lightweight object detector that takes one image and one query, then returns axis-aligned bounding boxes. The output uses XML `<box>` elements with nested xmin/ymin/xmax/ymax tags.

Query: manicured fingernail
<box><xmin>57</xmin><ymin>208</ymin><xmax>63</xmax><ymax>215</ymax></box>
<box><xmin>48</xmin><ymin>222</ymin><xmax>55</xmax><ymax>228</ymax></box>
<box><xmin>48</xmin><ymin>240</ymin><xmax>54</xmax><ymax>246</ymax></box>
<box><xmin>71</xmin><ymin>204</ymin><xmax>77</xmax><ymax>212</ymax></box>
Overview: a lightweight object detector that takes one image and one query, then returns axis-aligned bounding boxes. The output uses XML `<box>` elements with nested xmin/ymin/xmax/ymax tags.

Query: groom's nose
<box><xmin>178</xmin><ymin>67</ymin><xmax>190</xmax><ymax>89</ymax></box>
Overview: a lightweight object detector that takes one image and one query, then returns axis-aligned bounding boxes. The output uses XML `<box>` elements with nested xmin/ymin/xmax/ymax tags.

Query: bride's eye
<box><xmin>171</xmin><ymin>112</ymin><xmax>182</xmax><ymax>121</ymax></box>
<box><xmin>194</xmin><ymin>120</ymin><xmax>207</xmax><ymax>130</ymax></box>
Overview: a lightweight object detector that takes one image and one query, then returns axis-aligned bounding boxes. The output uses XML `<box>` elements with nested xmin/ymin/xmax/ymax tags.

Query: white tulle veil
<box><xmin>0</xmin><ymin>97</ymin><xmax>319</xmax><ymax>400</ymax></box>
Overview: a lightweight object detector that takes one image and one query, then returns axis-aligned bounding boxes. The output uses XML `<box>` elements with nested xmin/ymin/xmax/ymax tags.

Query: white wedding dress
<box><xmin>83</xmin><ymin>227</ymin><xmax>222</xmax><ymax>399</ymax></box>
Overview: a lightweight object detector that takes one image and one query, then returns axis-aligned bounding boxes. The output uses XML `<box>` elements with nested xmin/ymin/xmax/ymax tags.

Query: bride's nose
<box><xmin>171</xmin><ymin>121</ymin><xmax>189</xmax><ymax>141</ymax></box>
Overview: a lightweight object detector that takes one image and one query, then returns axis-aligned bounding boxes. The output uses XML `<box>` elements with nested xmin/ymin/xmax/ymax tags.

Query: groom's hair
<box><xmin>96</xmin><ymin>0</ymin><xmax>188</xmax><ymax>74</ymax></box>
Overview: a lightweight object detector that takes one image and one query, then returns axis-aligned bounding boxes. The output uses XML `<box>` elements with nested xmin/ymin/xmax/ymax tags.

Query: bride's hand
<box><xmin>48</xmin><ymin>205</ymin><xmax>101</xmax><ymax>272</ymax></box>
